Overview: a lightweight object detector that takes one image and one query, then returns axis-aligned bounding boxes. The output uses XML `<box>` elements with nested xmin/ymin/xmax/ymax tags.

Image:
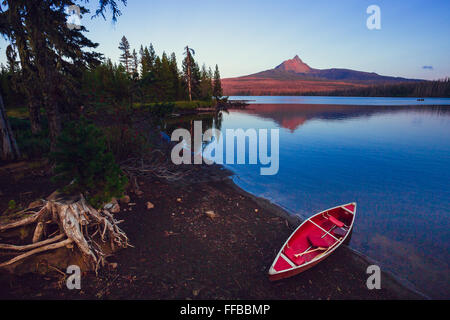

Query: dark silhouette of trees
<box><xmin>299</xmin><ymin>79</ymin><xmax>450</xmax><ymax>98</ymax></box>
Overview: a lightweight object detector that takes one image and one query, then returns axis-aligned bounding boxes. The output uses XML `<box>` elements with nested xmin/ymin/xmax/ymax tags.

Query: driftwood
<box><xmin>0</xmin><ymin>193</ymin><xmax>131</xmax><ymax>273</ymax></box>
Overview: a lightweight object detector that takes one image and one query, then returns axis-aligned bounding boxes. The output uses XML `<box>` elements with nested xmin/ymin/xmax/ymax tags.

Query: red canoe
<box><xmin>268</xmin><ymin>202</ymin><xmax>356</xmax><ymax>281</ymax></box>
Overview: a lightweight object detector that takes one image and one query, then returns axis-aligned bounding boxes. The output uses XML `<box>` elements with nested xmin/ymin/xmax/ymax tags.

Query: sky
<box><xmin>1</xmin><ymin>0</ymin><xmax>449</xmax><ymax>80</ymax></box>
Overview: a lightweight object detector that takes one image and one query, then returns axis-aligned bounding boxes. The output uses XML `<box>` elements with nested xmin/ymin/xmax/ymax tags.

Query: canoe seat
<box><xmin>284</xmin><ymin>246</ymin><xmax>306</xmax><ymax>266</ymax></box>
<box><xmin>328</xmin><ymin>215</ymin><xmax>345</xmax><ymax>228</ymax></box>
<box><xmin>307</xmin><ymin>235</ymin><xmax>331</xmax><ymax>248</ymax></box>
<box><xmin>333</xmin><ymin>227</ymin><xmax>347</xmax><ymax>238</ymax></box>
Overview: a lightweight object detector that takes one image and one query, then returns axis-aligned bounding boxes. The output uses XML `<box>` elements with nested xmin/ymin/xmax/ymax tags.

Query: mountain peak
<box><xmin>275</xmin><ymin>55</ymin><xmax>312</xmax><ymax>73</ymax></box>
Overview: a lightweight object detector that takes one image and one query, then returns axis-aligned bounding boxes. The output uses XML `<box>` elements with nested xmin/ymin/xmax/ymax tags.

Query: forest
<box><xmin>0</xmin><ymin>0</ymin><xmax>224</xmax><ymax>274</ymax></box>
<box><xmin>301</xmin><ymin>79</ymin><xmax>450</xmax><ymax>97</ymax></box>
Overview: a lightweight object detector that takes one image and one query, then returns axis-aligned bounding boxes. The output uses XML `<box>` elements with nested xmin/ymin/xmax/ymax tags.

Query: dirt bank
<box><xmin>0</xmin><ymin>162</ymin><xmax>423</xmax><ymax>299</ymax></box>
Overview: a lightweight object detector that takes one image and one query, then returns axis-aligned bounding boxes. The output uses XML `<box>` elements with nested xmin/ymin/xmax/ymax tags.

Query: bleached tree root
<box><xmin>0</xmin><ymin>193</ymin><xmax>131</xmax><ymax>273</ymax></box>
<box><xmin>0</xmin><ymin>238</ymin><xmax>73</xmax><ymax>268</ymax></box>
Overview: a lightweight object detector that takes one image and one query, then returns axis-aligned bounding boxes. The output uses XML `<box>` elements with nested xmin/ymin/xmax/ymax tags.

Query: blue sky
<box><xmin>1</xmin><ymin>0</ymin><xmax>449</xmax><ymax>79</ymax></box>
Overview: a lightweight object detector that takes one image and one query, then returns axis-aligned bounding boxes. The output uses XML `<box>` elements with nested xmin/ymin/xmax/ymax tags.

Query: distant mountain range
<box><xmin>222</xmin><ymin>55</ymin><xmax>422</xmax><ymax>96</ymax></box>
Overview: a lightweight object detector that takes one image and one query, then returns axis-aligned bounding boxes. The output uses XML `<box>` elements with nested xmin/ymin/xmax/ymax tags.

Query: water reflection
<box><xmin>163</xmin><ymin>111</ymin><xmax>225</xmax><ymax>154</ymax></box>
<box><xmin>221</xmin><ymin>103</ymin><xmax>450</xmax><ymax>299</ymax></box>
<box><xmin>161</xmin><ymin>104</ymin><xmax>450</xmax><ymax>298</ymax></box>
<box><xmin>234</xmin><ymin>104</ymin><xmax>450</xmax><ymax>132</ymax></box>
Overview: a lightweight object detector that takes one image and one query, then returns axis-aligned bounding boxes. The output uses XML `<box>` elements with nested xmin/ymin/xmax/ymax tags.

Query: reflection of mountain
<box><xmin>234</xmin><ymin>104</ymin><xmax>450</xmax><ymax>131</ymax></box>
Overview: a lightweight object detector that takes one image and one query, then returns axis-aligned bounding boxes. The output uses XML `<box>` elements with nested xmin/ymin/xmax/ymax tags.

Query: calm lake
<box><xmin>219</xmin><ymin>96</ymin><xmax>450</xmax><ymax>298</ymax></box>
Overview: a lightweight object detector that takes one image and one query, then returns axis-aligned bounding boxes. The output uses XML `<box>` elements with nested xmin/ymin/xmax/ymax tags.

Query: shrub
<box><xmin>9</xmin><ymin>117</ymin><xmax>50</xmax><ymax>159</ymax></box>
<box><xmin>104</xmin><ymin>125</ymin><xmax>149</xmax><ymax>161</ymax></box>
<box><xmin>51</xmin><ymin>117</ymin><xmax>128</xmax><ymax>208</ymax></box>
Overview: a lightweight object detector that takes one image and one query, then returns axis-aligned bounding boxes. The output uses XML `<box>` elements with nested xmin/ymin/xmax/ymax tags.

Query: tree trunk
<box><xmin>186</xmin><ymin>47</ymin><xmax>192</xmax><ymax>101</ymax></box>
<box><xmin>28</xmin><ymin>98</ymin><xmax>42</xmax><ymax>135</ymax></box>
<box><xmin>45</xmin><ymin>102</ymin><xmax>61</xmax><ymax>149</ymax></box>
<box><xmin>0</xmin><ymin>93</ymin><xmax>21</xmax><ymax>161</ymax></box>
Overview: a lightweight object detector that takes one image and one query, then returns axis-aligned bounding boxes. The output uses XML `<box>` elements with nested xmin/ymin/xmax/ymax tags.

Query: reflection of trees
<box><xmin>162</xmin><ymin>111</ymin><xmax>224</xmax><ymax>155</ymax></box>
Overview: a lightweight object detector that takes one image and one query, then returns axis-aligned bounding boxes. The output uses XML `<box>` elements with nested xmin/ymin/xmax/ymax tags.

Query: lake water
<box><xmin>219</xmin><ymin>96</ymin><xmax>450</xmax><ymax>298</ymax></box>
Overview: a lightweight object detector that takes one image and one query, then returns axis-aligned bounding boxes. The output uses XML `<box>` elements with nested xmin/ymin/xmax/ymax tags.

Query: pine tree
<box><xmin>131</xmin><ymin>49</ymin><xmax>139</xmax><ymax>79</ymax></box>
<box><xmin>169</xmin><ymin>52</ymin><xmax>182</xmax><ymax>100</ymax></box>
<box><xmin>200</xmin><ymin>64</ymin><xmax>213</xmax><ymax>100</ymax></box>
<box><xmin>1</xmin><ymin>0</ymin><xmax>102</xmax><ymax>148</ymax></box>
<box><xmin>139</xmin><ymin>45</ymin><xmax>149</xmax><ymax>76</ymax></box>
<box><xmin>118</xmin><ymin>36</ymin><xmax>132</xmax><ymax>74</ymax></box>
<box><xmin>0</xmin><ymin>0</ymin><xmax>125</xmax><ymax>154</ymax></box>
<box><xmin>148</xmin><ymin>43</ymin><xmax>157</xmax><ymax>73</ymax></box>
<box><xmin>183</xmin><ymin>46</ymin><xmax>195</xmax><ymax>101</ymax></box>
<box><xmin>160</xmin><ymin>52</ymin><xmax>175</xmax><ymax>101</ymax></box>
<box><xmin>213</xmin><ymin>64</ymin><xmax>223</xmax><ymax>98</ymax></box>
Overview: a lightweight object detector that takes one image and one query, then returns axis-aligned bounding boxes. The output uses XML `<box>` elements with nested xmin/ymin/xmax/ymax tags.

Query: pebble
<box><xmin>205</xmin><ymin>210</ymin><xmax>218</xmax><ymax>220</ymax></box>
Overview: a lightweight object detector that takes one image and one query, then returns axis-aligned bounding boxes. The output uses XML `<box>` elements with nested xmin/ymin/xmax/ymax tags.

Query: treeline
<box><xmin>2</xmin><ymin>37</ymin><xmax>224</xmax><ymax>109</ymax></box>
<box><xmin>81</xmin><ymin>36</ymin><xmax>223</xmax><ymax>107</ymax></box>
<box><xmin>302</xmin><ymin>79</ymin><xmax>450</xmax><ymax>98</ymax></box>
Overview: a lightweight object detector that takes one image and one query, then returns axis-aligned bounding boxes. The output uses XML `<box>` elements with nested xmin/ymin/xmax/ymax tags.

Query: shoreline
<box><xmin>224</xmin><ymin>177</ymin><xmax>428</xmax><ymax>300</ymax></box>
<box><xmin>0</xmin><ymin>162</ymin><xmax>425</xmax><ymax>299</ymax></box>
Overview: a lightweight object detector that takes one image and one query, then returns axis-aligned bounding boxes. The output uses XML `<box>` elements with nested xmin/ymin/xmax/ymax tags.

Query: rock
<box><xmin>120</xmin><ymin>195</ymin><xmax>131</xmax><ymax>204</ymax></box>
<box><xmin>254</xmin><ymin>209</ymin><xmax>259</xmax><ymax>213</ymax></box>
<box><xmin>104</xmin><ymin>198</ymin><xmax>118</xmax><ymax>210</ymax></box>
<box><xmin>146</xmin><ymin>201</ymin><xmax>155</xmax><ymax>210</ymax></box>
<box><xmin>176</xmin><ymin>198</ymin><xmax>182</xmax><ymax>202</ymax></box>
<box><xmin>205</xmin><ymin>210</ymin><xmax>218</xmax><ymax>220</ymax></box>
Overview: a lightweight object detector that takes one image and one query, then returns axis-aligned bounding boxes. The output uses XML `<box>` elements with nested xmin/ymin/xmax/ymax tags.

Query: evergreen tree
<box><xmin>182</xmin><ymin>46</ymin><xmax>195</xmax><ymax>101</ymax></box>
<box><xmin>1</xmin><ymin>0</ymin><xmax>102</xmax><ymax>148</ymax></box>
<box><xmin>200</xmin><ymin>64</ymin><xmax>213</xmax><ymax>100</ymax></box>
<box><xmin>0</xmin><ymin>0</ymin><xmax>125</xmax><ymax>156</ymax></box>
<box><xmin>169</xmin><ymin>52</ymin><xmax>182</xmax><ymax>100</ymax></box>
<box><xmin>139</xmin><ymin>45</ymin><xmax>150</xmax><ymax>76</ymax></box>
<box><xmin>118</xmin><ymin>36</ymin><xmax>132</xmax><ymax>74</ymax></box>
<box><xmin>131</xmin><ymin>49</ymin><xmax>139</xmax><ymax>79</ymax></box>
<box><xmin>159</xmin><ymin>52</ymin><xmax>175</xmax><ymax>101</ymax></box>
<box><xmin>148</xmin><ymin>43</ymin><xmax>157</xmax><ymax>74</ymax></box>
<box><xmin>213</xmin><ymin>64</ymin><xmax>223</xmax><ymax>98</ymax></box>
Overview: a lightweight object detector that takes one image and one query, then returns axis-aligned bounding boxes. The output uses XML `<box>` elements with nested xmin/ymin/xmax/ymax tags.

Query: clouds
<box><xmin>422</xmin><ymin>66</ymin><xmax>434</xmax><ymax>70</ymax></box>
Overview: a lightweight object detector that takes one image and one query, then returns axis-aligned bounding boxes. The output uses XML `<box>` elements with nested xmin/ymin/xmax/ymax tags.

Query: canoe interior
<box><xmin>273</xmin><ymin>205</ymin><xmax>355</xmax><ymax>273</ymax></box>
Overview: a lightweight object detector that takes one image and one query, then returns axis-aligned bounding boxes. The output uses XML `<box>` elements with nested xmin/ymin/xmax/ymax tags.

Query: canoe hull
<box><xmin>268</xmin><ymin>202</ymin><xmax>356</xmax><ymax>281</ymax></box>
<box><xmin>268</xmin><ymin>254</ymin><xmax>325</xmax><ymax>281</ymax></box>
